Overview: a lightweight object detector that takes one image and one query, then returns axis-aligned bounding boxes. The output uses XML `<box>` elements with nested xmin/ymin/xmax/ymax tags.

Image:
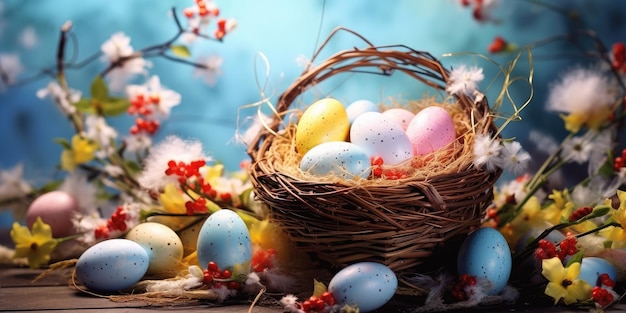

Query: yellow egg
<box><xmin>295</xmin><ymin>98</ymin><xmax>350</xmax><ymax>155</ymax></box>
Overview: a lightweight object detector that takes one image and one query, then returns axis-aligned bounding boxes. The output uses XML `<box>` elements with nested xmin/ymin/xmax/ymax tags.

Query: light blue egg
<box><xmin>300</xmin><ymin>141</ymin><xmax>371</xmax><ymax>179</ymax></box>
<box><xmin>196</xmin><ymin>209</ymin><xmax>251</xmax><ymax>271</ymax></box>
<box><xmin>328</xmin><ymin>262</ymin><xmax>397</xmax><ymax>313</ymax></box>
<box><xmin>457</xmin><ymin>227</ymin><xmax>512</xmax><ymax>295</ymax></box>
<box><xmin>578</xmin><ymin>257</ymin><xmax>617</xmax><ymax>287</ymax></box>
<box><xmin>75</xmin><ymin>239</ymin><xmax>149</xmax><ymax>292</ymax></box>
<box><xmin>346</xmin><ymin>99</ymin><xmax>380</xmax><ymax>124</ymax></box>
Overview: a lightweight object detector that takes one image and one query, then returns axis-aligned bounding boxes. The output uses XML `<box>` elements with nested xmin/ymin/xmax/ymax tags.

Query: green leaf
<box><xmin>74</xmin><ymin>98</ymin><xmax>95</xmax><ymax>114</ymax></box>
<box><xmin>91</xmin><ymin>76</ymin><xmax>108</xmax><ymax>101</ymax></box>
<box><xmin>170</xmin><ymin>45</ymin><xmax>191</xmax><ymax>58</ymax></box>
<box><xmin>100</xmin><ymin>97</ymin><xmax>130</xmax><ymax>116</ymax></box>
<box><xmin>564</xmin><ymin>250</ymin><xmax>584</xmax><ymax>267</ymax></box>
<box><xmin>124</xmin><ymin>160</ymin><xmax>141</xmax><ymax>174</ymax></box>
<box><xmin>53</xmin><ymin>137</ymin><xmax>72</xmax><ymax>150</ymax></box>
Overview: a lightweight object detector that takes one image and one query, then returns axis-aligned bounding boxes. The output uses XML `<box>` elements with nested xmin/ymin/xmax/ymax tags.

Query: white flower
<box><xmin>236</xmin><ymin>112</ymin><xmax>272</xmax><ymax>147</ymax></box>
<box><xmin>280</xmin><ymin>294</ymin><xmax>300</xmax><ymax>313</ymax></box>
<box><xmin>19</xmin><ymin>26</ymin><xmax>38</xmax><ymax>49</ymax></box>
<box><xmin>472</xmin><ymin>134</ymin><xmax>502</xmax><ymax>172</ymax></box>
<box><xmin>36</xmin><ymin>81</ymin><xmax>82</xmax><ymax>115</ymax></box>
<box><xmin>85</xmin><ymin>115</ymin><xmax>118</xmax><ymax>159</ymax></box>
<box><xmin>561</xmin><ymin>134</ymin><xmax>593</xmax><ymax>164</ymax></box>
<box><xmin>137</xmin><ymin>135</ymin><xmax>211</xmax><ymax>191</ymax></box>
<box><xmin>59</xmin><ymin>171</ymin><xmax>99</xmax><ymax>214</ymax></box>
<box><xmin>100</xmin><ymin>32</ymin><xmax>148</xmax><ymax>92</ymax></box>
<box><xmin>194</xmin><ymin>55</ymin><xmax>223</xmax><ymax>86</ymax></box>
<box><xmin>0</xmin><ymin>53</ymin><xmax>24</xmax><ymax>89</ymax></box>
<box><xmin>528</xmin><ymin>130</ymin><xmax>559</xmax><ymax>156</ymax></box>
<box><xmin>101</xmin><ymin>32</ymin><xmax>134</xmax><ymax>62</ymax></box>
<box><xmin>126</xmin><ymin>75</ymin><xmax>181</xmax><ymax>118</ymax></box>
<box><xmin>71</xmin><ymin>211</ymin><xmax>106</xmax><ymax>245</ymax></box>
<box><xmin>500</xmin><ymin>141</ymin><xmax>530</xmax><ymax>175</ymax></box>
<box><xmin>125</xmin><ymin>133</ymin><xmax>152</xmax><ymax>152</ymax></box>
<box><xmin>547</xmin><ymin>67</ymin><xmax>614</xmax><ymax>114</ymax></box>
<box><xmin>0</xmin><ymin>164</ymin><xmax>32</xmax><ymax>202</ymax></box>
<box><xmin>446</xmin><ymin>65</ymin><xmax>484</xmax><ymax>97</ymax></box>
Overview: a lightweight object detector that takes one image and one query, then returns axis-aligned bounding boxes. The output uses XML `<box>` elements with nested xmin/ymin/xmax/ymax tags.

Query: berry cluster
<box><xmin>613</xmin><ymin>148</ymin><xmax>626</xmax><ymax>172</ymax></box>
<box><xmin>534</xmin><ymin>237</ymin><xmax>578</xmax><ymax>261</ymax></box>
<box><xmin>568</xmin><ymin>207</ymin><xmax>593</xmax><ymax>222</ymax></box>
<box><xmin>127</xmin><ymin>93</ymin><xmax>161</xmax><ymax>137</ymax></box>
<box><xmin>370</xmin><ymin>156</ymin><xmax>409</xmax><ymax>180</ymax></box>
<box><xmin>203</xmin><ymin>261</ymin><xmax>241</xmax><ymax>290</ymax></box>
<box><xmin>591</xmin><ymin>273</ymin><xmax>616</xmax><ymax>307</ymax></box>
<box><xmin>130</xmin><ymin>118</ymin><xmax>159</xmax><ymax>135</ymax></box>
<box><xmin>449</xmin><ymin>274</ymin><xmax>477</xmax><ymax>301</ymax></box>
<box><xmin>488</xmin><ymin>36</ymin><xmax>508</xmax><ymax>54</ymax></box>
<box><xmin>182</xmin><ymin>0</ymin><xmax>235</xmax><ymax>41</ymax></box>
<box><xmin>611</xmin><ymin>42</ymin><xmax>626</xmax><ymax>73</ymax></box>
<box><xmin>95</xmin><ymin>206</ymin><xmax>128</xmax><ymax>240</ymax></box>
<box><xmin>300</xmin><ymin>292</ymin><xmax>336</xmax><ymax>313</ymax></box>
<box><xmin>251</xmin><ymin>248</ymin><xmax>276</xmax><ymax>273</ymax></box>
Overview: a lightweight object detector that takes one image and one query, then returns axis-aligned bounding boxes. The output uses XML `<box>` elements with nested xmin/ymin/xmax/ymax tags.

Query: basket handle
<box><xmin>246</xmin><ymin>29</ymin><xmax>493</xmax><ymax>161</ymax></box>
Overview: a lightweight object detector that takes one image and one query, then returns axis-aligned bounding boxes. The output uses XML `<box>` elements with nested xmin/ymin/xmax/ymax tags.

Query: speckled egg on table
<box><xmin>196</xmin><ymin>209</ymin><xmax>252</xmax><ymax>271</ymax></box>
<box><xmin>299</xmin><ymin>141</ymin><xmax>371</xmax><ymax>180</ymax></box>
<box><xmin>75</xmin><ymin>239</ymin><xmax>149</xmax><ymax>292</ymax></box>
<box><xmin>328</xmin><ymin>262</ymin><xmax>397</xmax><ymax>313</ymax></box>
<box><xmin>125</xmin><ymin>222</ymin><xmax>184</xmax><ymax>277</ymax></box>
<box><xmin>350</xmin><ymin>112</ymin><xmax>413</xmax><ymax>165</ymax></box>
<box><xmin>457</xmin><ymin>227</ymin><xmax>512</xmax><ymax>295</ymax></box>
<box><xmin>295</xmin><ymin>98</ymin><xmax>350</xmax><ymax>156</ymax></box>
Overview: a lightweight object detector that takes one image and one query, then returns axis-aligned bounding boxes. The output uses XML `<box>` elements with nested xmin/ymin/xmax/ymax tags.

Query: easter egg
<box><xmin>300</xmin><ymin>141</ymin><xmax>371</xmax><ymax>180</ymax></box>
<box><xmin>382</xmin><ymin>108</ymin><xmax>415</xmax><ymax>131</ymax></box>
<box><xmin>328</xmin><ymin>262</ymin><xmax>397</xmax><ymax>313</ymax></box>
<box><xmin>75</xmin><ymin>239</ymin><xmax>149</xmax><ymax>292</ymax></box>
<box><xmin>295</xmin><ymin>98</ymin><xmax>350</xmax><ymax>156</ymax></box>
<box><xmin>578</xmin><ymin>257</ymin><xmax>618</xmax><ymax>286</ymax></box>
<box><xmin>350</xmin><ymin>112</ymin><xmax>414</xmax><ymax>165</ymax></box>
<box><xmin>457</xmin><ymin>227</ymin><xmax>512</xmax><ymax>295</ymax></box>
<box><xmin>125</xmin><ymin>222</ymin><xmax>184</xmax><ymax>277</ymax></box>
<box><xmin>406</xmin><ymin>106</ymin><xmax>456</xmax><ymax>156</ymax></box>
<box><xmin>26</xmin><ymin>191</ymin><xmax>79</xmax><ymax>237</ymax></box>
<box><xmin>197</xmin><ymin>209</ymin><xmax>252</xmax><ymax>271</ymax></box>
<box><xmin>346</xmin><ymin>99</ymin><xmax>380</xmax><ymax>124</ymax></box>
<box><xmin>177</xmin><ymin>217</ymin><xmax>207</xmax><ymax>257</ymax></box>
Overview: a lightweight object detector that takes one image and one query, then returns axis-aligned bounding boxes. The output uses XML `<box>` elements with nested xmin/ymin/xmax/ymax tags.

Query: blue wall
<box><xmin>1</xmin><ymin>0</ymin><xmax>625</xmax><ymax>183</ymax></box>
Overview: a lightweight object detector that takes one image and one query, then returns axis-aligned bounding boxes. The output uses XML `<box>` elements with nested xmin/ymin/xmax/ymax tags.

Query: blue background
<box><xmin>0</xmin><ymin>0</ymin><xmax>625</xmax><ymax>192</ymax></box>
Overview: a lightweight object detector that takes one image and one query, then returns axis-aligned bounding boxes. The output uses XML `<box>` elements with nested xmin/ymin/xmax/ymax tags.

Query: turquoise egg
<box><xmin>196</xmin><ymin>209</ymin><xmax>252</xmax><ymax>271</ymax></box>
<box><xmin>300</xmin><ymin>141</ymin><xmax>371</xmax><ymax>180</ymax></box>
<box><xmin>578</xmin><ymin>257</ymin><xmax>617</xmax><ymax>286</ymax></box>
<box><xmin>75</xmin><ymin>239</ymin><xmax>149</xmax><ymax>292</ymax></box>
<box><xmin>328</xmin><ymin>262</ymin><xmax>397</xmax><ymax>313</ymax></box>
<box><xmin>457</xmin><ymin>227</ymin><xmax>512</xmax><ymax>295</ymax></box>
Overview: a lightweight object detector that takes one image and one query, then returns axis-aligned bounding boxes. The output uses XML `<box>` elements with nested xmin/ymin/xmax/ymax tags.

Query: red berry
<box><xmin>207</xmin><ymin>261</ymin><xmax>219</xmax><ymax>273</ymax></box>
<box><xmin>301</xmin><ymin>300</ymin><xmax>312</xmax><ymax>312</ymax></box>
<box><xmin>221</xmin><ymin>270</ymin><xmax>232</xmax><ymax>279</ymax></box>
<box><xmin>598</xmin><ymin>273</ymin><xmax>615</xmax><ymax>288</ymax></box>
<box><xmin>370</xmin><ymin>156</ymin><xmax>384</xmax><ymax>166</ymax></box>
<box><xmin>320</xmin><ymin>291</ymin><xmax>335</xmax><ymax>306</ymax></box>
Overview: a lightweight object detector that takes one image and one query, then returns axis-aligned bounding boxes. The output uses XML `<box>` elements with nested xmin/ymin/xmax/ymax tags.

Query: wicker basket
<box><xmin>246</xmin><ymin>29</ymin><xmax>502</xmax><ymax>274</ymax></box>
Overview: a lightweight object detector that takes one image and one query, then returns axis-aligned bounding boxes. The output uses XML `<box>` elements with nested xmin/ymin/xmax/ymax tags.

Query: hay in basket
<box><xmin>246</xmin><ymin>28</ymin><xmax>502</xmax><ymax>276</ymax></box>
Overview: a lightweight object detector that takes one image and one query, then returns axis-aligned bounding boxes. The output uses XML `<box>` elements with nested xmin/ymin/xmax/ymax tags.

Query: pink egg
<box><xmin>26</xmin><ymin>191</ymin><xmax>80</xmax><ymax>238</ymax></box>
<box><xmin>382</xmin><ymin>108</ymin><xmax>415</xmax><ymax>131</ymax></box>
<box><xmin>406</xmin><ymin>106</ymin><xmax>456</xmax><ymax>156</ymax></box>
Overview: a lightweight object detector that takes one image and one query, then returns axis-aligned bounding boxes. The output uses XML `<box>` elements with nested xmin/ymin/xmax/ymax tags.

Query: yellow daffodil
<box><xmin>61</xmin><ymin>134</ymin><xmax>98</xmax><ymax>172</ymax></box>
<box><xmin>541</xmin><ymin>257</ymin><xmax>592</xmax><ymax>305</ymax></box>
<box><xmin>10</xmin><ymin>217</ymin><xmax>59</xmax><ymax>269</ymax></box>
<box><xmin>561</xmin><ymin>106</ymin><xmax>612</xmax><ymax>133</ymax></box>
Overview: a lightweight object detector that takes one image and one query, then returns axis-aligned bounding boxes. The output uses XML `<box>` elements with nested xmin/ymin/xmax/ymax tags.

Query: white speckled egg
<box><xmin>196</xmin><ymin>209</ymin><xmax>252</xmax><ymax>271</ymax></box>
<box><xmin>26</xmin><ymin>191</ymin><xmax>80</xmax><ymax>238</ymax></box>
<box><xmin>350</xmin><ymin>112</ymin><xmax>414</xmax><ymax>165</ymax></box>
<box><xmin>382</xmin><ymin>108</ymin><xmax>415</xmax><ymax>131</ymax></box>
<box><xmin>406</xmin><ymin>106</ymin><xmax>456</xmax><ymax>156</ymax></box>
<box><xmin>300</xmin><ymin>141</ymin><xmax>371</xmax><ymax>179</ymax></box>
<box><xmin>457</xmin><ymin>227</ymin><xmax>511</xmax><ymax>295</ymax></box>
<box><xmin>346</xmin><ymin>99</ymin><xmax>380</xmax><ymax>124</ymax></box>
<box><xmin>125</xmin><ymin>222</ymin><xmax>183</xmax><ymax>277</ymax></box>
<box><xmin>177</xmin><ymin>217</ymin><xmax>207</xmax><ymax>257</ymax></box>
<box><xmin>579</xmin><ymin>257</ymin><xmax>618</xmax><ymax>286</ymax></box>
<box><xmin>328</xmin><ymin>262</ymin><xmax>397</xmax><ymax>313</ymax></box>
<box><xmin>295</xmin><ymin>98</ymin><xmax>350</xmax><ymax>156</ymax></box>
<box><xmin>75</xmin><ymin>239</ymin><xmax>149</xmax><ymax>292</ymax></box>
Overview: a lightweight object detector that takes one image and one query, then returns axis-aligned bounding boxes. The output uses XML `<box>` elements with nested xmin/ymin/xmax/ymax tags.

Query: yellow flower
<box><xmin>561</xmin><ymin>105</ymin><xmax>612</xmax><ymax>133</ymax></box>
<box><xmin>613</xmin><ymin>190</ymin><xmax>626</xmax><ymax>229</ymax></box>
<box><xmin>61</xmin><ymin>135</ymin><xmax>98</xmax><ymax>171</ymax></box>
<box><xmin>541</xmin><ymin>257</ymin><xmax>592</xmax><ymax>305</ymax></box>
<box><xmin>10</xmin><ymin>217</ymin><xmax>59</xmax><ymax>269</ymax></box>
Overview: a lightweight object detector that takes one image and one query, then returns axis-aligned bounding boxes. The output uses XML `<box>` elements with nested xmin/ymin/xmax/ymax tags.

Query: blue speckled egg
<box><xmin>300</xmin><ymin>141</ymin><xmax>371</xmax><ymax>180</ymax></box>
<box><xmin>346</xmin><ymin>99</ymin><xmax>380</xmax><ymax>124</ymax></box>
<box><xmin>350</xmin><ymin>112</ymin><xmax>414</xmax><ymax>165</ymax></box>
<box><xmin>75</xmin><ymin>239</ymin><xmax>149</xmax><ymax>292</ymax></box>
<box><xmin>579</xmin><ymin>257</ymin><xmax>617</xmax><ymax>286</ymax></box>
<box><xmin>196</xmin><ymin>209</ymin><xmax>251</xmax><ymax>271</ymax></box>
<box><xmin>328</xmin><ymin>262</ymin><xmax>397</xmax><ymax>313</ymax></box>
<box><xmin>457</xmin><ymin>227</ymin><xmax>512</xmax><ymax>295</ymax></box>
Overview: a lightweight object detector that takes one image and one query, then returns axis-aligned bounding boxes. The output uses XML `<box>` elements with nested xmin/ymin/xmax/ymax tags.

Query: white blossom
<box><xmin>36</xmin><ymin>81</ymin><xmax>81</xmax><ymax>115</ymax></box>
<box><xmin>194</xmin><ymin>55</ymin><xmax>223</xmax><ymax>86</ymax></box>
<box><xmin>446</xmin><ymin>65</ymin><xmax>484</xmax><ymax>97</ymax></box>
<box><xmin>126</xmin><ymin>75</ymin><xmax>181</xmax><ymax>118</ymax></box>
<box><xmin>125</xmin><ymin>133</ymin><xmax>152</xmax><ymax>152</ymax></box>
<box><xmin>137</xmin><ymin>135</ymin><xmax>211</xmax><ymax>191</ymax></box>
<box><xmin>59</xmin><ymin>172</ymin><xmax>99</xmax><ymax>214</ymax></box>
<box><xmin>561</xmin><ymin>134</ymin><xmax>593</xmax><ymax>164</ymax></box>
<box><xmin>500</xmin><ymin>141</ymin><xmax>530</xmax><ymax>175</ymax></box>
<box><xmin>19</xmin><ymin>26</ymin><xmax>38</xmax><ymax>49</ymax></box>
<box><xmin>280</xmin><ymin>294</ymin><xmax>300</xmax><ymax>313</ymax></box>
<box><xmin>0</xmin><ymin>53</ymin><xmax>24</xmax><ymax>89</ymax></box>
<box><xmin>71</xmin><ymin>211</ymin><xmax>106</xmax><ymax>245</ymax></box>
<box><xmin>0</xmin><ymin>164</ymin><xmax>32</xmax><ymax>202</ymax></box>
<box><xmin>100</xmin><ymin>32</ymin><xmax>148</xmax><ymax>91</ymax></box>
<box><xmin>85</xmin><ymin>115</ymin><xmax>118</xmax><ymax>159</ymax></box>
<box><xmin>546</xmin><ymin>67</ymin><xmax>615</xmax><ymax>115</ymax></box>
<box><xmin>472</xmin><ymin>134</ymin><xmax>502</xmax><ymax>172</ymax></box>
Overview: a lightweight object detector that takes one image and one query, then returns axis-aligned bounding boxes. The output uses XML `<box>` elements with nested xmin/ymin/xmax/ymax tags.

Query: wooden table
<box><xmin>2</xmin><ymin>265</ymin><xmax>625</xmax><ymax>312</ymax></box>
